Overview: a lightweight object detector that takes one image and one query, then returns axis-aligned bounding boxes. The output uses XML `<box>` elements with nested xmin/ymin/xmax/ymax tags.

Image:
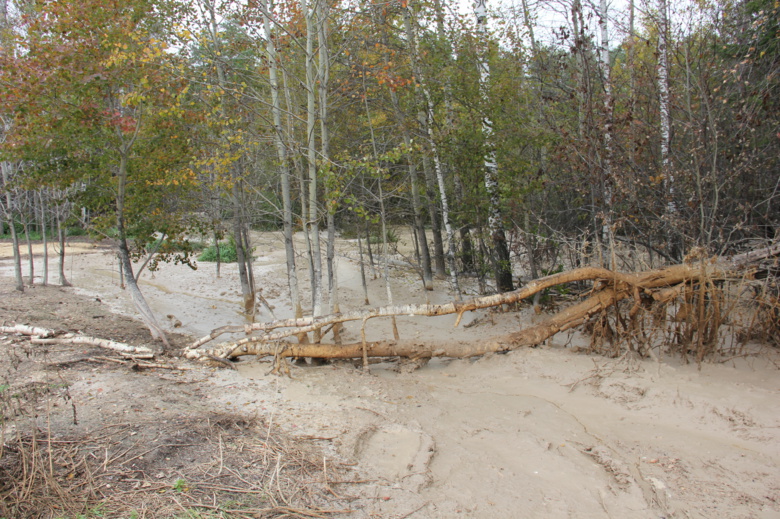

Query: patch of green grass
<box><xmin>173</xmin><ymin>478</ymin><xmax>190</xmax><ymax>493</ymax></box>
<box><xmin>146</xmin><ymin>237</ymin><xmax>206</xmax><ymax>253</ymax></box>
<box><xmin>197</xmin><ymin>240</ymin><xmax>238</xmax><ymax>263</ymax></box>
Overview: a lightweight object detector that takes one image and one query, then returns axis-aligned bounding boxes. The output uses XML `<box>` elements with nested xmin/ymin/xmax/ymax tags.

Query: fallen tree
<box><xmin>185</xmin><ymin>243</ymin><xmax>780</xmax><ymax>370</ymax></box>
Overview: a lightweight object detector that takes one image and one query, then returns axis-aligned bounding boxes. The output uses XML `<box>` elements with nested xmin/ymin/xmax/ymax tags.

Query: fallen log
<box><xmin>30</xmin><ymin>335</ymin><xmax>155</xmax><ymax>356</ymax></box>
<box><xmin>0</xmin><ymin>324</ymin><xmax>55</xmax><ymax>338</ymax></box>
<box><xmin>184</xmin><ymin>287</ymin><xmax>624</xmax><ymax>363</ymax></box>
<box><xmin>185</xmin><ymin>242</ymin><xmax>779</xmax><ymax>366</ymax></box>
<box><xmin>1</xmin><ymin>324</ymin><xmax>156</xmax><ymax>357</ymax></box>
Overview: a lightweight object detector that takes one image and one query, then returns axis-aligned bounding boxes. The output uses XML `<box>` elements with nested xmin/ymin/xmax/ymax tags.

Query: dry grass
<box><xmin>0</xmin><ymin>412</ymin><xmax>355</xmax><ymax>518</ymax></box>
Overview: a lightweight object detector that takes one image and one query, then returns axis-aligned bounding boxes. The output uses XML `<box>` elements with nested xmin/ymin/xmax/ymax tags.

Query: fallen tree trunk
<box><xmin>185</xmin><ymin>243</ymin><xmax>779</xmax><ymax>366</ymax></box>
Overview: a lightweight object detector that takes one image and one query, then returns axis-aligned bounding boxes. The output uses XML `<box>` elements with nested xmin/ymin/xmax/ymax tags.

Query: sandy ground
<box><xmin>1</xmin><ymin>234</ymin><xmax>780</xmax><ymax>518</ymax></box>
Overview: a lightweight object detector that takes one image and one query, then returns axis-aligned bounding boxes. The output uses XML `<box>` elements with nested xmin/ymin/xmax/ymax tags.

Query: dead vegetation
<box><xmin>0</xmin><ymin>333</ymin><xmax>355</xmax><ymax>518</ymax></box>
<box><xmin>0</xmin><ymin>405</ymin><xmax>355</xmax><ymax>518</ymax></box>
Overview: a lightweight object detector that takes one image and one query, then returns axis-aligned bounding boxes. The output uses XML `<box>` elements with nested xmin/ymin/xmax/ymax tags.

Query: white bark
<box><xmin>598</xmin><ymin>0</ymin><xmax>615</xmax><ymax>268</ymax></box>
<box><xmin>657</xmin><ymin>0</ymin><xmax>673</xmax><ymax>215</ymax></box>
<box><xmin>0</xmin><ymin>325</ymin><xmax>54</xmax><ymax>337</ymax></box>
<box><xmin>31</xmin><ymin>335</ymin><xmax>154</xmax><ymax>356</ymax></box>
<box><xmin>302</xmin><ymin>0</ymin><xmax>323</xmax><ymax>327</ymax></box>
<box><xmin>404</xmin><ymin>4</ymin><xmax>461</xmax><ymax>298</ymax></box>
<box><xmin>262</xmin><ymin>0</ymin><xmax>302</xmax><ymax>319</ymax></box>
<box><xmin>475</xmin><ymin>0</ymin><xmax>513</xmax><ymax>292</ymax></box>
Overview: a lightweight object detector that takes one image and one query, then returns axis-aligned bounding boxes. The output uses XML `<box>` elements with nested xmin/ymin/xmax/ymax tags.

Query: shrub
<box><xmin>197</xmin><ymin>240</ymin><xmax>237</xmax><ymax>263</ymax></box>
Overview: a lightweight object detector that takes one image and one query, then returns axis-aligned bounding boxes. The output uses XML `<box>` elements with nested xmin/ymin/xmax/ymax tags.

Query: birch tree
<box><xmin>262</xmin><ymin>0</ymin><xmax>303</xmax><ymax>320</ymax></box>
<box><xmin>404</xmin><ymin>2</ymin><xmax>460</xmax><ymax>297</ymax></box>
<box><xmin>598</xmin><ymin>0</ymin><xmax>615</xmax><ymax>267</ymax></box>
<box><xmin>656</xmin><ymin>0</ymin><xmax>677</xmax><ymax>257</ymax></box>
<box><xmin>474</xmin><ymin>0</ymin><xmax>514</xmax><ymax>292</ymax></box>
<box><xmin>302</xmin><ymin>0</ymin><xmax>324</xmax><ymax>329</ymax></box>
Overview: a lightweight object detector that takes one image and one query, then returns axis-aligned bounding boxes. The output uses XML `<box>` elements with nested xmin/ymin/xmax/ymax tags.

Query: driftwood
<box><xmin>30</xmin><ymin>335</ymin><xmax>155</xmax><ymax>357</ymax></box>
<box><xmin>0</xmin><ymin>324</ymin><xmax>55</xmax><ymax>338</ymax></box>
<box><xmin>1</xmin><ymin>324</ymin><xmax>155</xmax><ymax>357</ymax></box>
<box><xmin>184</xmin><ymin>243</ymin><xmax>780</xmax><ymax>366</ymax></box>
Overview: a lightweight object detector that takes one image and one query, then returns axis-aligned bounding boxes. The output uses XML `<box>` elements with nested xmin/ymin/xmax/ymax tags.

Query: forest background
<box><xmin>1</xmin><ymin>0</ymin><xmax>778</xmax><ymax>342</ymax></box>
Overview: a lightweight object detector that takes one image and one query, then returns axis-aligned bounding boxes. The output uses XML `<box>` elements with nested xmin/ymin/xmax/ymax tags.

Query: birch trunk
<box><xmin>262</xmin><ymin>0</ymin><xmax>302</xmax><ymax>319</ymax></box>
<box><xmin>598</xmin><ymin>0</ymin><xmax>615</xmax><ymax>268</ymax></box>
<box><xmin>186</xmin><ymin>242</ymin><xmax>780</xmax><ymax>362</ymax></box>
<box><xmin>475</xmin><ymin>0</ymin><xmax>514</xmax><ymax>293</ymax></box>
<box><xmin>405</xmin><ymin>4</ymin><xmax>460</xmax><ymax>298</ymax></box>
<box><xmin>302</xmin><ymin>0</ymin><xmax>323</xmax><ymax>330</ymax></box>
<box><xmin>657</xmin><ymin>0</ymin><xmax>677</xmax><ymax>258</ymax></box>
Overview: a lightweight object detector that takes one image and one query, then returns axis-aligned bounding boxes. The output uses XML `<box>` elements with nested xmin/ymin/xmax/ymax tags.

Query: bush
<box><xmin>197</xmin><ymin>240</ymin><xmax>237</xmax><ymax>263</ymax></box>
<box><xmin>66</xmin><ymin>226</ymin><xmax>87</xmax><ymax>237</ymax></box>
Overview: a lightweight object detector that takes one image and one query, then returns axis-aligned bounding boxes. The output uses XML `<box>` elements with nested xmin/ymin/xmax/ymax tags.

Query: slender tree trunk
<box><xmin>628</xmin><ymin>0</ymin><xmax>636</xmax><ymax>168</ymax></box>
<box><xmin>410</xmin><ymin>148</ymin><xmax>434</xmax><ymax>289</ymax></box>
<box><xmin>317</xmin><ymin>0</ymin><xmax>340</xmax><ymax>344</ymax></box>
<box><xmin>357</xmin><ymin>233</ymin><xmax>370</xmax><ymax>305</ymax></box>
<box><xmin>303</xmin><ymin>0</ymin><xmax>323</xmax><ymax>333</ymax></box>
<box><xmin>475</xmin><ymin>0</ymin><xmax>513</xmax><ymax>293</ymax></box>
<box><xmin>203</xmin><ymin>0</ymin><xmax>255</xmax><ymax>312</ymax></box>
<box><xmin>55</xmin><ymin>200</ymin><xmax>71</xmax><ymax>286</ymax></box>
<box><xmin>214</xmin><ymin>229</ymin><xmax>221</xmax><ymax>277</ymax></box>
<box><xmin>381</xmin><ymin>18</ymin><xmax>433</xmax><ymax>290</ymax></box>
<box><xmin>364</xmin><ymin>219</ymin><xmax>376</xmax><ymax>279</ymax></box>
<box><xmin>116</xmin><ymin>147</ymin><xmax>168</xmax><ymax>346</ymax></box>
<box><xmin>1</xmin><ymin>160</ymin><xmax>24</xmax><ymax>291</ymax></box>
<box><xmin>657</xmin><ymin>0</ymin><xmax>678</xmax><ymax>259</ymax></box>
<box><xmin>420</xmin><ymin>136</ymin><xmax>446</xmax><ymax>278</ymax></box>
<box><xmin>405</xmin><ymin>4</ymin><xmax>460</xmax><ymax>297</ymax></box>
<box><xmin>598</xmin><ymin>0</ymin><xmax>615</xmax><ymax>268</ymax></box>
<box><xmin>454</xmin><ymin>175</ymin><xmax>475</xmax><ymax>273</ymax></box>
<box><xmin>263</xmin><ymin>0</ymin><xmax>301</xmax><ymax>319</ymax></box>
<box><xmin>362</xmin><ymin>71</ymin><xmax>400</xmax><ymax>340</ymax></box>
<box><xmin>39</xmin><ymin>190</ymin><xmax>49</xmax><ymax>286</ymax></box>
<box><xmin>22</xmin><ymin>210</ymin><xmax>34</xmax><ymax>285</ymax></box>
